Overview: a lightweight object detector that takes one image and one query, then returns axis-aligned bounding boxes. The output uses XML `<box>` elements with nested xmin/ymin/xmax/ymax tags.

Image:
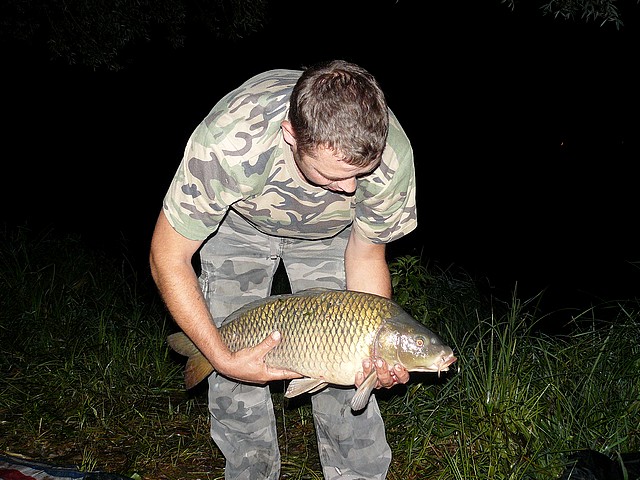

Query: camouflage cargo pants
<box><xmin>198</xmin><ymin>209</ymin><xmax>392</xmax><ymax>480</ymax></box>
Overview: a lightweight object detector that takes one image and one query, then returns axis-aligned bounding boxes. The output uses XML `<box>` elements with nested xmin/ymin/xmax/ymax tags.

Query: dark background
<box><xmin>3</xmin><ymin>0</ymin><xmax>639</xmax><ymax>325</ymax></box>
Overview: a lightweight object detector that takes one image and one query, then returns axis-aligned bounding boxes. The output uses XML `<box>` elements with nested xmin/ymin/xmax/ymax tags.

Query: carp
<box><xmin>168</xmin><ymin>288</ymin><xmax>457</xmax><ymax>411</ymax></box>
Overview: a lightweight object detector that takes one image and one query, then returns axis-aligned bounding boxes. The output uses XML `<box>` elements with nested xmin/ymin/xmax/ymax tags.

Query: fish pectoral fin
<box><xmin>350</xmin><ymin>371</ymin><xmax>378</xmax><ymax>411</ymax></box>
<box><xmin>285</xmin><ymin>378</ymin><xmax>329</xmax><ymax>398</ymax></box>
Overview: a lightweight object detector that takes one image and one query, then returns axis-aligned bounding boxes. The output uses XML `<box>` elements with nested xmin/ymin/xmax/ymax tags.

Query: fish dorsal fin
<box><xmin>221</xmin><ymin>294</ymin><xmax>291</xmax><ymax>325</ymax></box>
<box><xmin>293</xmin><ymin>287</ymin><xmax>336</xmax><ymax>294</ymax></box>
<box><xmin>350</xmin><ymin>370</ymin><xmax>377</xmax><ymax>411</ymax></box>
<box><xmin>285</xmin><ymin>378</ymin><xmax>329</xmax><ymax>398</ymax></box>
<box><xmin>222</xmin><ymin>289</ymin><xmax>341</xmax><ymax>325</ymax></box>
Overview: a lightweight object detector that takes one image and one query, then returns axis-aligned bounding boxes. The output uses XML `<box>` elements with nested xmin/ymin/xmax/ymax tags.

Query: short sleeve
<box><xmin>353</xmin><ymin>112</ymin><xmax>417</xmax><ymax>244</ymax></box>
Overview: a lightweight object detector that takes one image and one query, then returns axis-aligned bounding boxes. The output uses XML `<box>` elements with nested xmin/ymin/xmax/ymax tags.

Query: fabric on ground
<box><xmin>0</xmin><ymin>455</ymin><xmax>132</xmax><ymax>480</ymax></box>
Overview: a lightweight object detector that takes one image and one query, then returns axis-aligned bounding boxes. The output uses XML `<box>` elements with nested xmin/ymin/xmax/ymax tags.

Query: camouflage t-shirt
<box><xmin>162</xmin><ymin>68</ymin><xmax>417</xmax><ymax>244</ymax></box>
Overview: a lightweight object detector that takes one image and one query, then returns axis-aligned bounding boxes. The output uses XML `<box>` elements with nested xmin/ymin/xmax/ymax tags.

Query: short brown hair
<box><xmin>289</xmin><ymin>60</ymin><xmax>389</xmax><ymax>168</ymax></box>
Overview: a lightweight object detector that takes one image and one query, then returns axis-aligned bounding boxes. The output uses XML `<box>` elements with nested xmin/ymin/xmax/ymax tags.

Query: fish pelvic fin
<box><xmin>285</xmin><ymin>378</ymin><xmax>329</xmax><ymax>398</ymax></box>
<box><xmin>350</xmin><ymin>370</ymin><xmax>377</xmax><ymax>411</ymax></box>
<box><xmin>167</xmin><ymin>332</ymin><xmax>214</xmax><ymax>390</ymax></box>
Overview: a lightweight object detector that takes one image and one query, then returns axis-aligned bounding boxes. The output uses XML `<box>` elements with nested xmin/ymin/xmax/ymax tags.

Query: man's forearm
<box><xmin>344</xmin><ymin>229</ymin><xmax>392</xmax><ymax>298</ymax></box>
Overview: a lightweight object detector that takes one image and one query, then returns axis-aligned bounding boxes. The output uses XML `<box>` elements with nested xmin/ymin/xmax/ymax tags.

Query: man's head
<box><xmin>282</xmin><ymin>60</ymin><xmax>389</xmax><ymax>194</ymax></box>
<box><xmin>287</xmin><ymin>59</ymin><xmax>389</xmax><ymax>168</ymax></box>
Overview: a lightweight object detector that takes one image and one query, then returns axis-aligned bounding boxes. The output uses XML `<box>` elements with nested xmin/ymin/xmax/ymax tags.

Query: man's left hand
<box><xmin>355</xmin><ymin>357</ymin><xmax>409</xmax><ymax>389</ymax></box>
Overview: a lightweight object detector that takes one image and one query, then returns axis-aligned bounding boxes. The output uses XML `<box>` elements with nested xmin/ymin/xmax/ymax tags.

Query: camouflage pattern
<box><xmin>162</xmin><ymin>68</ymin><xmax>416</xmax><ymax>244</ymax></box>
<box><xmin>198</xmin><ymin>209</ymin><xmax>349</xmax><ymax>323</ymax></box>
<box><xmin>312</xmin><ymin>387</ymin><xmax>391</xmax><ymax>480</ymax></box>
<box><xmin>163</xmin><ymin>68</ymin><xmax>417</xmax><ymax>479</ymax></box>
<box><xmin>200</xmin><ymin>210</ymin><xmax>391</xmax><ymax>480</ymax></box>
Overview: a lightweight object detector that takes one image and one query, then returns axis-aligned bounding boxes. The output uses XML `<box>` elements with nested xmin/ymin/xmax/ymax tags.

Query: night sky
<box><xmin>3</xmin><ymin>0</ymin><xmax>639</xmax><ymax>323</ymax></box>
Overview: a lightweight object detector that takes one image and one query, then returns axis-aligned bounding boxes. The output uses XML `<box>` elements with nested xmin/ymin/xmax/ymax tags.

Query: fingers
<box><xmin>257</xmin><ymin>330</ymin><xmax>282</xmax><ymax>352</ymax></box>
<box><xmin>363</xmin><ymin>357</ymin><xmax>409</xmax><ymax>389</ymax></box>
<box><xmin>355</xmin><ymin>358</ymin><xmax>372</xmax><ymax>387</ymax></box>
<box><xmin>374</xmin><ymin>358</ymin><xmax>395</xmax><ymax>388</ymax></box>
<box><xmin>255</xmin><ymin>331</ymin><xmax>302</xmax><ymax>380</ymax></box>
<box><xmin>393</xmin><ymin>364</ymin><xmax>409</xmax><ymax>384</ymax></box>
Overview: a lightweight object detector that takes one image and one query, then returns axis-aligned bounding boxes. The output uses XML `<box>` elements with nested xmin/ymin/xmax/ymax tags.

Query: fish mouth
<box><xmin>412</xmin><ymin>352</ymin><xmax>457</xmax><ymax>375</ymax></box>
<box><xmin>438</xmin><ymin>353</ymin><xmax>457</xmax><ymax>374</ymax></box>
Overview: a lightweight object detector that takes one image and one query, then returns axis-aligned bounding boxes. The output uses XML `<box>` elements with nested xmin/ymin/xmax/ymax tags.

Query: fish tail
<box><xmin>167</xmin><ymin>332</ymin><xmax>214</xmax><ymax>389</ymax></box>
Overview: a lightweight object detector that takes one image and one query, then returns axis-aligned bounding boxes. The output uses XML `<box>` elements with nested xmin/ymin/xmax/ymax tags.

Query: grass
<box><xmin>1</xmin><ymin>224</ymin><xmax>639</xmax><ymax>479</ymax></box>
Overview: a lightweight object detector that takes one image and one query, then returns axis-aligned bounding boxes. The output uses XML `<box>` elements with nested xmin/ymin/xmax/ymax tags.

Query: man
<box><xmin>150</xmin><ymin>59</ymin><xmax>417</xmax><ymax>479</ymax></box>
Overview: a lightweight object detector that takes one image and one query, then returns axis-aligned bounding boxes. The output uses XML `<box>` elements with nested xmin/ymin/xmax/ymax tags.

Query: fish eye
<box><xmin>415</xmin><ymin>336</ymin><xmax>425</xmax><ymax>348</ymax></box>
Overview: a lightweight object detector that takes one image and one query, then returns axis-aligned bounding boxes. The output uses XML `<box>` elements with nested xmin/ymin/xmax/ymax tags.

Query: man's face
<box><xmin>280</xmin><ymin>120</ymin><xmax>378</xmax><ymax>194</ymax></box>
<box><xmin>293</xmin><ymin>146</ymin><xmax>377</xmax><ymax>194</ymax></box>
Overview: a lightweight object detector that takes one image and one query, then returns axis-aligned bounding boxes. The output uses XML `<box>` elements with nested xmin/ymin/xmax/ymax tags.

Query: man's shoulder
<box><xmin>239</xmin><ymin>68</ymin><xmax>303</xmax><ymax>92</ymax></box>
<box><xmin>198</xmin><ymin>69</ymin><xmax>301</xmax><ymax>147</ymax></box>
<box><xmin>210</xmin><ymin>68</ymin><xmax>302</xmax><ymax>119</ymax></box>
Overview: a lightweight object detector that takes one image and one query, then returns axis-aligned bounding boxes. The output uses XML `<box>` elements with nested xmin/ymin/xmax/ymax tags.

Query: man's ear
<box><xmin>281</xmin><ymin>121</ymin><xmax>296</xmax><ymax>147</ymax></box>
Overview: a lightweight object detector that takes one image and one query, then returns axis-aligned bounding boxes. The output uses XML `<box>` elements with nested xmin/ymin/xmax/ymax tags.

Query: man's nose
<box><xmin>333</xmin><ymin>178</ymin><xmax>357</xmax><ymax>193</ymax></box>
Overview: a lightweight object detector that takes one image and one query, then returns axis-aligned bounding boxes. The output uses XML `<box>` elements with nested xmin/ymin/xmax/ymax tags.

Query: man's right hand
<box><xmin>218</xmin><ymin>331</ymin><xmax>303</xmax><ymax>384</ymax></box>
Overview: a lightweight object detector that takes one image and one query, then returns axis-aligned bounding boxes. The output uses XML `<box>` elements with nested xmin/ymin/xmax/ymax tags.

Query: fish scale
<box><xmin>220</xmin><ymin>290</ymin><xmax>385</xmax><ymax>383</ymax></box>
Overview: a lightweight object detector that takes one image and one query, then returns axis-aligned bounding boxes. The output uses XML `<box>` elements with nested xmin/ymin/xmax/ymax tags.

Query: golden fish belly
<box><xmin>266</xmin><ymin>333</ymin><xmax>374</xmax><ymax>386</ymax></box>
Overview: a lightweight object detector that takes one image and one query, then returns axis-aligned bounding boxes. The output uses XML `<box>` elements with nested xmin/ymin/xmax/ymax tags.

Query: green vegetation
<box><xmin>2</xmin><ymin>0</ymin><xmax>628</xmax><ymax>71</ymax></box>
<box><xmin>1</xmin><ymin>224</ymin><xmax>638</xmax><ymax>479</ymax></box>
